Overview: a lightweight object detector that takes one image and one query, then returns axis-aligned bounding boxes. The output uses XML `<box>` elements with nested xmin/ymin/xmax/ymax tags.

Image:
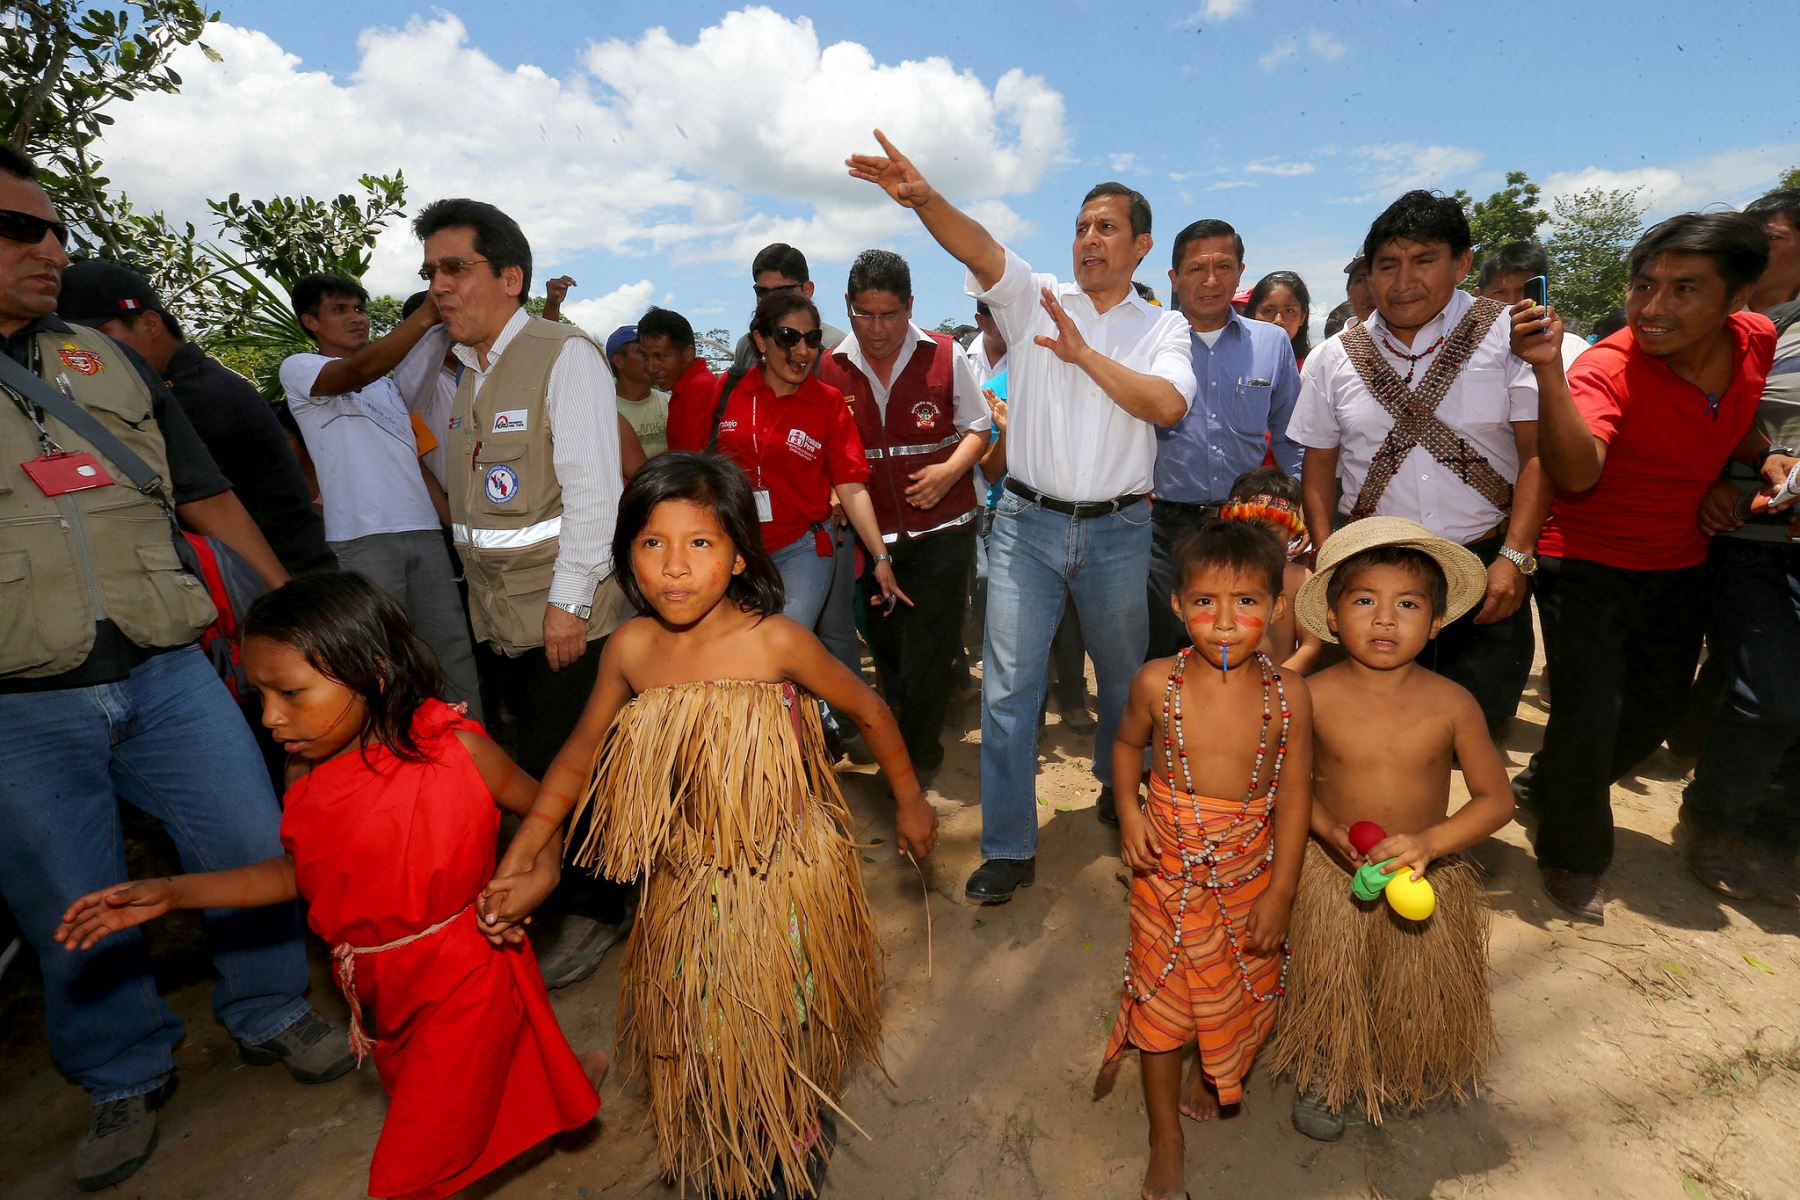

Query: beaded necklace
<box><xmin>1378</xmin><ymin>330</ymin><xmax>1447</xmax><ymax>386</ymax></box>
<box><xmin>1121</xmin><ymin>646</ymin><xmax>1291</xmax><ymax>1006</ymax></box>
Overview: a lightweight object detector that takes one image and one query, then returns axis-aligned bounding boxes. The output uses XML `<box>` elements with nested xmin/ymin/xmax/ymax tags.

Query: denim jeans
<box><xmin>980</xmin><ymin>490</ymin><xmax>1152</xmax><ymax>860</ymax></box>
<box><xmin>1684</xmin><ymin>538</ymin><xmax>1800</xmax><ymax>844</ymax></box>
<box><xmin>0</xmin><ymin>645</ymin><xmax>310</xmax><ymax>1101</ymax></box>
<box><xmin>332</xmin><ymin>529</ymin><xmax>484</xmax><ymax>723</ymax></box>
<box><xmin>816</xmin><ymin>523</ymin><xmax>862</xmax><ymax>678</ymax></box>
<box><xmin>772</xmin><ymin>527</ymin><xmax>837</xmax><ymax>630</ymax></box>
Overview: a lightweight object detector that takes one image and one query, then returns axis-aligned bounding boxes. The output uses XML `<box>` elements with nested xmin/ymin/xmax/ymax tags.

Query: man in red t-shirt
<box><xmin>1513</xmin><ymin>212</ymin><xmax>1793</xmax><ymax>922</ymax></box>
<box><xmin>640</xmin><ymin>306</ymin><xmax>717</xmax><ymax>452</ymax></box>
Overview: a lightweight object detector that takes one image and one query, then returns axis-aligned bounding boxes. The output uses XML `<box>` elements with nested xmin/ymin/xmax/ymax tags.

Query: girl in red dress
<box><xmin>55</xmin><ymin>572</ymin><xmax>602</xmax><ymax>1200</ymax></box>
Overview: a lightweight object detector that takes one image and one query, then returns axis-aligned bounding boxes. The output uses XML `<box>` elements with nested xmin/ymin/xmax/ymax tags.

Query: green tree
<box><xmin>697</xmin><ymin>328</ymin><xmax>736</xmax><ymax>369</ymax></box>
<box><xmin>1545</xmin><ymin>187</ymin><xmax>1648</xmax><ymax>334</ymax></box>
<box><xmin>1454</xmin><ymin>170</ymin><xmax>1550</xmax><ymax>285</ymax></box>
<box><xmin>1778</xmin><ymin>163</ymin><xmax>1800</xmax><ymax>191</ymax></box>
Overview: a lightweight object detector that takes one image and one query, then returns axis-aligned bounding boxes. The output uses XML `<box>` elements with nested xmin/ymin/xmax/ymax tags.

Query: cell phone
<box><xmin>1522</xmin><ymin>275</ymin><xmax>1549</xmax><ymax>308</ymax></box>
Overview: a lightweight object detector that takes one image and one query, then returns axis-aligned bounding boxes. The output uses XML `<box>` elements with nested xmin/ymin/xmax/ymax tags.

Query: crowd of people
<box><xmin>2</xmin><ymin>125</ymin><xmax>1797</xmax><ymax>1199</ymax></box>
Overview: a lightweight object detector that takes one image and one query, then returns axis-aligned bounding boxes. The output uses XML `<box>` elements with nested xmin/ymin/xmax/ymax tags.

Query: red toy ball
<box><xmin>1348</xmin><ymin>821</ymin><xmax>1387</xmax><ymax>857</ymax></box>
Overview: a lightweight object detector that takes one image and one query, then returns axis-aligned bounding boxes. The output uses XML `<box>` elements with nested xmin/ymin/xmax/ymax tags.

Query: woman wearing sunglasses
<box><xmin>707</xmin><ymin>290</ymin><xmax>908</xmax><ymax>627</ymax></box>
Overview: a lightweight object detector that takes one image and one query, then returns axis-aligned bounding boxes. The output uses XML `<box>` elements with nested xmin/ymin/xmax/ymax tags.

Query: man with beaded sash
<box><xmin>1289</xmin><ymin>190</ymin><xmax>1549</xmax><ymax>736</ymax></box>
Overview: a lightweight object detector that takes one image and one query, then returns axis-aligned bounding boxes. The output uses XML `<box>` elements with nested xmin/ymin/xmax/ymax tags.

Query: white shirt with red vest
<box><xmin>821</xmin><ymin>323</ymin><xmax>990</xmax><ymax>544</ymax></box>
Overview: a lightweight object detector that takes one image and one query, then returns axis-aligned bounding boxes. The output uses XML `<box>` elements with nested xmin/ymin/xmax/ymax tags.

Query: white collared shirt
<box><xmin>451</xmin><ymin>307</ymin><xmax>621</xmax><ymax>608</ymax></box>
<box><xmin>1287</xmin><ymin>289</ymin><xmax>1537</xmax><ymax>543</ymax></box>
<box><xmin>836</xmin><ymin>322</ymin><xmax>991</xmax><ymax>433</ymax></box>
<box><xmin>968</xmin><ymin>248</ymin><xmax>1196</xmax><ymax>501</ymax></box>
<box><xmin>963</xmin><ymin>337</ymin><xmax>1008</xmax><ymax>388</ymax></box>
<box><xmin>394</xmin><ymin>323</ymin><xmax>457</xmax><ymax>488</ymax></box>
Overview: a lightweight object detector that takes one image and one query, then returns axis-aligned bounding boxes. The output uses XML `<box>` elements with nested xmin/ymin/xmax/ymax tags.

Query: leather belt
<box><xmin>1004</xmin><ymin>477</ymin><xmax>1147</xmax><ymax>519</ymax></box>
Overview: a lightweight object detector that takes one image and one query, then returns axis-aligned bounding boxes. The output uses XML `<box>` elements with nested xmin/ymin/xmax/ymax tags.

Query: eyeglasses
<box><xmin>0</xmin><ymin>209</ymin><xmax>70</xmax><ymax>248</ymax></box>
<box><xmin>418</xmin><ymin>256</ymin><xmax>490</xmax><ymax>281</ymax></box>
<box><xmin>753</xmin><ymin>281</ymin><xmax>803</xmax><ymax>298</ymax></box>
<box><xmin>769</xmin><ymin>325</ymin><xmax>824</xmax><ymax>350</ymax></box>
<box><xmin>849</xmin><ymin>307</ymin><xmax>908</xmax><ymax>326</ymax></box>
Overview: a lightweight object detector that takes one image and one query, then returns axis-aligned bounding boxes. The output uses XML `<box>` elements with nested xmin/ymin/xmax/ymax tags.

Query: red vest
<box><xmin>820</xmin><ymin>331</ymin><xmax>976</xmax><ymax>540</ymax></box>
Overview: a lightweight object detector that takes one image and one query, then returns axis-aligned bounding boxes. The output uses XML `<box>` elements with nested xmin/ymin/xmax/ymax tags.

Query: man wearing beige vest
<box><xmin>413</xmin><ymin>197</ymin><xmax>631</xmax><ymax>985</ymax></box>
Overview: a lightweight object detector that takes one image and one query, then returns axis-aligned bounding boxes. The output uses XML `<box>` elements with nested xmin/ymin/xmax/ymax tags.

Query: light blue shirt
<box><xmin>1152</xmin><ymin>311</ymin><xmax>1302</xmax><ymax>503</ymax></box>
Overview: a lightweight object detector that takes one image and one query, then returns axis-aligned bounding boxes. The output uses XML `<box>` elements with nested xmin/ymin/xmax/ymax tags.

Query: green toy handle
<box><xmin>1350</xmin><ymin>857</ymin><xmax>1397</xmax><ymax>902</ymax></box>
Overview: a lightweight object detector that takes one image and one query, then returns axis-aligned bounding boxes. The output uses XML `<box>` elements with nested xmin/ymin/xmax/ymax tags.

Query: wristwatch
<box><xmin>1496</xmin><ymin>545</ymin><xmax>1538</xmax><ymax>576</ymax></box>
<box><xmin>548</xmin><ymin>600</ymin><xmax>592</xmax><ymax>620</ymax></box>
<box><xmin>1756</xmin><ymin>444</ymin><xmax>1797</xmax><ymax>470</ymax></box>
<box><xmin>873</xmin><ymin>553</ymin><xmax>894</xmax><ymax>564</ymax></box>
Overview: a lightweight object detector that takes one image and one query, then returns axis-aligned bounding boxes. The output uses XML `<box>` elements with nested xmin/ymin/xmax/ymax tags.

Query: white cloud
<box><xmin>1205</xmin><ymin>179</ymin><xmax>1257</xmax><ymax>191</ymax></box>
<box><xmin>1179</xmin><ymin>0</ymin><xmax>1252</xmax><ymax>24</ymax></box>
<box><xmin>93</xmin><ymin>9</ymin><xmax>1069</xmax><ymax>297</ymax></box>
<box><xmin>1246</xmin><ymin>157</ymin><xmax>1316</xmax><ymax>177</ymax></box>
<box><xmin>561</xmin><ymin>280</ymin><xmax>657</xmax><ymax>340</ymax></box>
<box><xmin>1108</xmin><ymin>152</ymin><xmax>1136</xmax><ymax>173</ymax></box>
<box><xmin>1348</xmin><ymin>142</ymin><xmax>1485</xmax><ymax>198</ymax></box>
<box><xmin>1542</xmin><ymin>143</ymin><xmax>1800</xmax><ymax>217</ymax></box>
<box><xmin>1258</xmin><ymin>28</ymin><xmax>1348</xmax><ymax>70</ymax></box>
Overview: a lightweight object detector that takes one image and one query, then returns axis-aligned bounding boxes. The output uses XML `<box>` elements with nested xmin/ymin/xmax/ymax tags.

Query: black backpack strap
<box><xmin>704</xmin><ymin>367</ymin><xmax>752</xmax><ymax>455</ymax></box>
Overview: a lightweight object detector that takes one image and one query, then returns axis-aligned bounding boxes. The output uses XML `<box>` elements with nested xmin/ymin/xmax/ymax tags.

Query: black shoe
<box><xmin>1096</xmin><ymin>786</ymin><xmax>1119</xmax><ymax>827</ymax></box>
<box><xmin>822</xmin><ymin>716</ymin><xmax>847</xmax><ymax>763</ymax></box>
<box><xmin>964</xmin><ymin>858</ymin><xmax>1035</xmax><ymax>904</ymax></box>
<box><xmin>75</xmin><ymin>1081</ymin><xmax>172</xmax><ymax>1192</ymax></box>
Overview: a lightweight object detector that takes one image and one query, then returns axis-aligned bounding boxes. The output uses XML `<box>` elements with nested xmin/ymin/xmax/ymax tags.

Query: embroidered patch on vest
<box><xmin>911</xmin><ymin>399</ymin><xmax>937</xmax><ymax>431</ymax></box>
<box><xmin>484</xmin><ymin>463</ymin><xmax>520</xmax><ymax>503</ymax></box>
<box><xmin>447</xmin><ymin>416</ymin><xmax>463</xmax><ymax>430</ymax></box>
<box><xmin>491</xmin><ymin>409</ymin><xmax>528</xmax><ymax>433</ymax></box>
<box><xmin>58</xmin><ymin>343</ymin><xmax>103</xmax><ymax>376</ymax></box>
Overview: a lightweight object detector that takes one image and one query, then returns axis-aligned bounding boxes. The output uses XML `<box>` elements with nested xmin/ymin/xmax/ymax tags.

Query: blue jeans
<box><xmin>0</xmin><ymin>646</ymin><xmax>310</xmax><ymax>1102</ymax></box>
<box><xmin>816</xmin><ymin>523</ymin><xmax>862</xmax><ymax>677</ymax></box>
<box><xmin>772</xmin><ymin>527</ymin><xmax>837</xmax><ymax>630</ymax></box>
<box><xmin>980</xmin><ymin>490</ymin><xmax>1152</xmax><ymax>860</ymax></box>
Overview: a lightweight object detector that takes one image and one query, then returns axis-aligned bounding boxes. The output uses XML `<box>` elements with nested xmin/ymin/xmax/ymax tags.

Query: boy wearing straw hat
<box><xmin>1267</xmin><ymin>517</ymin><xmax>1515</xmax><ymax>1142</ymax></box>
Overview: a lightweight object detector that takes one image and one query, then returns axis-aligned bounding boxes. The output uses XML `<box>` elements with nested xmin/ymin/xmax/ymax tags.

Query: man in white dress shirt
<box><xmin>1290</xmin><ymin>191</ymin><xmax>1549</xmax><ymax>733</ymax></box>
<box><xmin>413</xmin><ymin>197</ymin><xmax>633</xmax><ymax>984</ymax></box>
<box><xmin>850</xmin><ymin>131</ymin><xmax>1196</xmax><ymax>904</ymax></box>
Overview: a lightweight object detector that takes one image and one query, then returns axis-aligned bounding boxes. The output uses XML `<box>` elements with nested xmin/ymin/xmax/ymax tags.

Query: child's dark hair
<box><xmin>242</xmin><ymin>572</ymin><xmax>447</xmax><ymax>762</ymax></box>
<box><xmin>1228</xmin><ymin>466</ymin><xmax>1302</xmax><ymax>505</ymax></box>
<box><xmin>612</xmin><ymin>453</ymin><xmax>786</xmax><ymax>618</ymax></box>
<box><xmin>1324</xmin><ymin>546</ymin><xmax>1448</xmax><ymax>616</ymax></box>
<box><xmin>1171</xmin><ymin>519</ymin><xmax>1286</xmax><ymax>599</ymax></box>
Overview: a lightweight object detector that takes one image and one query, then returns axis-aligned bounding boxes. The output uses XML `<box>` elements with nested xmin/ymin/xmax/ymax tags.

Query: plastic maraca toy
<box><xmin>1344</xmin><ymin>820</ymin><xmax>1437</xmax><ymax>920</ymax></box>
<box><xmin>1384</xmin><ymin>868</ymin><xmax>1437</xmax><ymax>920</ymax></box>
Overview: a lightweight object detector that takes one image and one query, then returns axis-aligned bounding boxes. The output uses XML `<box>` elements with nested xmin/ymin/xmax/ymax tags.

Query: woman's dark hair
<box><xmin>1363</xmin><ymin>189</ymin><xmax>1471</xmax><ymax>263</ymax></box>
<box><xmin>750</xmin><ymin>289</ymin><xmax>821</xmax><ymax>341</ymax></box>
<box><xmin>1247</xmin><ymin>270</ymin><xmax>1312</xmax><ymax>361</ymax></box>
<box><xmin>243</xmin><ymin>572</ymin><xmax>447</xmax><ymax>763</ymax></box>
<box><xmin>611</xmin><ymin>453</ymin><xmax>785</xmax><ymax>619</ymax></box>
<box><xmin>1627</xmin><ymin>212</ymin><xmax>1770</xmax><ymax>296</ymax></box>
<box><xmin>1171</xmin><ymin>519</ymin><xmax>1286</xmax><ymax>600</ymax></box>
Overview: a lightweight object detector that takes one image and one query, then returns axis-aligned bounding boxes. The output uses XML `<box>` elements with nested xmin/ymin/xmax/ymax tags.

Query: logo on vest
<box><xmin>484</xmin><ymin>463</ymin><xmax>520</xmax><ymax>504</ymax></box>
<box><xmin>911</xmin><ymin>399</ymin><xmax>938</xmax><ymax>431</ymax></box>
<box><xmin>447</xmin><ymin>416</ymin><xmax>463</xmax><ymax>430</ymax></box>
<box><xmin>58</xmin><ymin>343</ymin><xmax>103</xmax><ymax>376</ymax></box>
<box><xmin>491</xmin><ymin>409</ymin><xmax>529</xmax><ymax>433</ymax></box>
<box><xmin>785</xmin><ymin>429</ymin><xmax>823</xmax><ymax>462</ymax></box>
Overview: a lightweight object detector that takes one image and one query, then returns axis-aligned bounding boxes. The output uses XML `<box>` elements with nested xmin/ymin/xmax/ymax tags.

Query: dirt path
<box><xmin>5</xmin><ymin>658</ymin><xmax>1798</xmax><ymax>1200</ymax></box>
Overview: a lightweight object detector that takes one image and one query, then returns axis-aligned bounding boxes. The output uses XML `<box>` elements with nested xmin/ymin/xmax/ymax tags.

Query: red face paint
<box><xmin>1191</xmin><ymin>612</ymin><xmax>1216</xmax><ymax>625</ymax></box>
<box><xmin>1237</xmin><ymin>615</ymin><xmax>1265</xmax><ymax>630</ymax></box>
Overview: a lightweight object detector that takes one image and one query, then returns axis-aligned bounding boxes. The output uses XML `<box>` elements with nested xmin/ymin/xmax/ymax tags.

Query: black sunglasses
<box><xmin>769</xmin><ymin>325</ymin><xmax>823</xmax><ymax>350</ymax></box>
<box><xmin>753</xmin><ymin>281</ymin><xmax>803</xmax><ymax>298</ymax></box>
<box><xmin>0</xmin><ymin>208</ymin><xmax>70</xmax><ymax>248</ymax></box>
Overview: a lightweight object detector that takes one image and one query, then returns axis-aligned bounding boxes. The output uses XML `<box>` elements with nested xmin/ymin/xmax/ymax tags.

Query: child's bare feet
<box><xmin>1141</xmin><ymin>1129</ymin><xmax>1185</xmax><ymax>1200</ymax></box>
<box><xmin>1178</xmin><ymin>1061</ymin><xmax>1220</xmax><ymax>1122</ymax></box>
<box><xmin>582</xmin><ymin>1050</ymin><xmax>610</xmax><ymax>1094</ymax></box>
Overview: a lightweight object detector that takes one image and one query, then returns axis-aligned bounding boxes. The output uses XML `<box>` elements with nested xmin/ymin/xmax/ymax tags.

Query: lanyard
<box><xmin>3</xmin><ymin>338</ymin><xmax>66</xmax><ymax>456</ymax></box>
<box><xmin>748</xmin><ymin>386</ymin><xmax>764</xmax><ymax>489</ymax></box>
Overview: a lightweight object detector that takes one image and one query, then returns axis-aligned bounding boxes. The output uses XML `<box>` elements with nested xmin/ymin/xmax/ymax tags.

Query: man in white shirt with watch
<box><xmin>851</xmin><ymin>131</ymin><xmax>1196</xmax><ymax>905</ymax></box>
<box><xmin>1290</xmin><ymin>190</ymin><xmax>1549</xmax><ymax>735</ymax></box>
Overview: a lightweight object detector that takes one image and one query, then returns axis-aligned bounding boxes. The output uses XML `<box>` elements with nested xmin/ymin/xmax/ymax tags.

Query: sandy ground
<box><xmin>5</xmin><ymin>650</ymin><xmax>1800</xmax><ymax>1200</ymax></box>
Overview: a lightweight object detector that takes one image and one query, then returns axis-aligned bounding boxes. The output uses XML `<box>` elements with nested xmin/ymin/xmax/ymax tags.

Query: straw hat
<box><xmin>1295</xmin><ymin>516</ymin><xmax>1488</xmax><ymax>643</ymax></box>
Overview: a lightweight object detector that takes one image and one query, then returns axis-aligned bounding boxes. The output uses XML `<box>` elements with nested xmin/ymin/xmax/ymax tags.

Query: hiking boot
<box><xmin>1096</xmin><ymin>785</ymin><xmax>1120</xmax><ymax>828</ymax></box>
<box><xmin>1291</xmin><ymin>1089</ymin><xmax>1345</xmax><ymax>1142</ymax></box>
<box><xmin>238</xmin><ymin>1009</ymin><xmax>356</xmax><ymax>1084</ymax></box>
<box><xmin>75</xmin><ymin>1082</ymin><xmax>170</xmax><ymax>1192</ymax></box>
<box><xmin>537</xmin><ymin>913</ymin><xmax>631</xmax><ymax>989</ymax></box>
<box><xmin>1686</xmin><ymin>829</ymin><xmax>1762</xmax><ymax>900</ymax></box>
<box><xmin>964</xmin><ymin>858</ymin><xmax>1035</xmax><ymax>905</ymax></box>
<box><xmin>1541</xmin><ymin>868</ymin><xmax>1606</xmax><ymax>923</ymax></box>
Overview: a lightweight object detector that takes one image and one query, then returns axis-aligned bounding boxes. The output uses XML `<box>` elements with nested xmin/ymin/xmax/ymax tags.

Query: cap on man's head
<box><xmin>1343</xmin><ymin>253</ymin><xmax>1368</xmax><ymax>275</ymax></box>
<box><xmin>58</xmin><ymin>260</ymin><xmax>163</xmax><ymax>326</ymax></box>
<box><xmin>605</xmin><ymin>324</ymin><xmax>639</xmax><ymax>360</ymax></box>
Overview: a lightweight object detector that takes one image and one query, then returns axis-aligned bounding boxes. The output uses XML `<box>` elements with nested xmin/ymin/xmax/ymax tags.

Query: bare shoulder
<box><xmin>1412</xmin><ymin>666</ymin><xmax>1482</xmax><ymax>715</ymax></box>
<box><xmin>1272</xmin><ymin>665</ymin><xmax>1313</xmax><ymax>711</ymax></box>
<box><xmin>1134</xmin><ymin>656</ymin><xmax>1177</xmax><ymax>696</ymax></box>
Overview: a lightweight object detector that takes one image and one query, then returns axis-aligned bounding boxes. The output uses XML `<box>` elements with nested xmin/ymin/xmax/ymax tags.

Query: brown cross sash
<box><xmin>1341</xmin><ymin>297</ymin><xmax>1513</xmax><ymax>520</ymax></box>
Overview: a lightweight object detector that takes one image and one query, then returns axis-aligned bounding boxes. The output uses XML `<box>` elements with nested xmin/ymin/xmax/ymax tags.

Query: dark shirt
<box><xmin>1</xmin><ymin>315</ymin><xmax>231</xmax><ymax>692</ymax></box>
<box><xmin>164</xmin><ymin>340</ymin><xmax>336</xmax><ymax>574</ymax></box>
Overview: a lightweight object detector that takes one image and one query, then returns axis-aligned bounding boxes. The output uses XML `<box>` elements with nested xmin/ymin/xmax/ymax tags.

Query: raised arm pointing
<box><xmin>847</xmin><ymin>129</ymin><xmax>1006</xmax><ymax>292</ymax></box>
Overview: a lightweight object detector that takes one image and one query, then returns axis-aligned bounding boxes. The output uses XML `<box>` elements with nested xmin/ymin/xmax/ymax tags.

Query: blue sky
<box><xmin>97</xmin><ymin>1</ymin><xmax>1800</xmax><ymax>341</ymax></box>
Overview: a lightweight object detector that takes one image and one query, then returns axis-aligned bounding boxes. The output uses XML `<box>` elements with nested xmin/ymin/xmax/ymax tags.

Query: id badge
<box><xmin>752</xmin><ymin>488</ymin><xmax>774</xmax><ymax>522</ymax></box>
<box><xmin>21</xmin><ymin>451</ymin><xmax>116</xmax><ymax>496</ymax></box>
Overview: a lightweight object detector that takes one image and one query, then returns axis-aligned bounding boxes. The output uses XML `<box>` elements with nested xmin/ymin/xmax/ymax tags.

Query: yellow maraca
<box><xmin>1383</xmin><ymin>867</ymin><xmax>1436</xmax><ymax>921</ymax></box>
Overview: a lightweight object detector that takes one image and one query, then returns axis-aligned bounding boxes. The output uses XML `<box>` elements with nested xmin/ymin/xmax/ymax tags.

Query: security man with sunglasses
<box><xmin>0</xmin><ymin>147</ymin><xmax>353</xmax><ymax>1192</ymax></box>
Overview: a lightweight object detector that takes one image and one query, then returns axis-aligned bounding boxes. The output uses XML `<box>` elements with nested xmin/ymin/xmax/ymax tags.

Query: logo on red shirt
<box><xmin>785</xmin><ymin>428</ymin><xmax>823</xmax><ymax>462</ymax></box>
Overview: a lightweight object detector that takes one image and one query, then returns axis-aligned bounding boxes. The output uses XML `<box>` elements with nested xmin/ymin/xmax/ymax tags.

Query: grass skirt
<box><xmin>1264</xmin><ymin>840</ymin><xmax>1492</xmax><ymax>1122</ymax></box>
<box><xmin>568</xmin><ymin>680</ymin><xmax>882</xmax><ymax>1198</ymax></box>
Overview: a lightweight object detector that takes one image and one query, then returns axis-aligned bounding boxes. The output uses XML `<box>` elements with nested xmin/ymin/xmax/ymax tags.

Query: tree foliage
<box><xmin>1545</xmin><ymin>187</ymin><xmax>1648</xmax><ymax>334</ymax></box>
<box><xmin>1453</xmin><ymin>170</ymin><xmax>1551</xmax><ymax>287</ymax></box>
<box><xmin>1779</xmin><ymin>163</ymin><xmax>1800</xmax><ymax>192</ymax></box>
